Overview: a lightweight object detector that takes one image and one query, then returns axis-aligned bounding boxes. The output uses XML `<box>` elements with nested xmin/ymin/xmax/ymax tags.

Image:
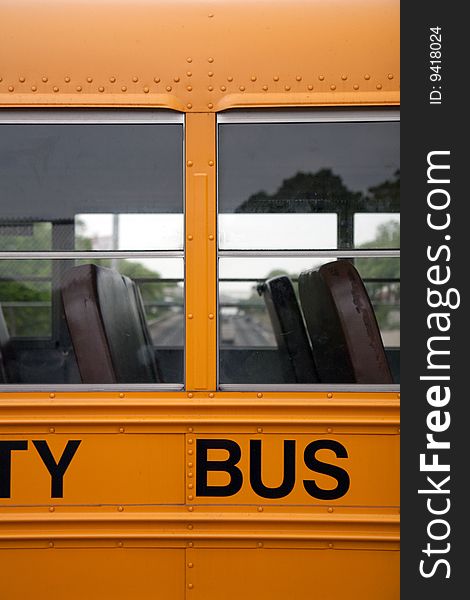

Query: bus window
<box><xmin>217</xmin><ymin>111</ymin><xmax>399</xmax><ymax>387</ymax></box>
<box><xmin>0</xmin><ymin>112</ymin><xmax>184</xmax><ymax>387</ymax></box>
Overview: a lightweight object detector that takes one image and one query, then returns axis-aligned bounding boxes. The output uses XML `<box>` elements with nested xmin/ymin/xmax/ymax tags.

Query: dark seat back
<box><xmin>299</xmin><ymin>260</ymin><xmax>392</xmax><ymax>384</ymax></box>
<box><xmin>258</xmin><ymin>275</ymin><xmax>318</xmax><ymax>383</ymax></box>
<box><xmin>61</xmin><ymin>264</ymin><xmax>161</xmax><ymax>384</ymax></box>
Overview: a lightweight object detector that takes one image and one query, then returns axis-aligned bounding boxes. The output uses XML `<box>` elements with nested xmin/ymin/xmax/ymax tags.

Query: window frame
<box><xmin>216</xmin><ymin>109</ymin><xmax>400</xmax><ymax>392</ymax></box>
<box><xmin>0</xmin><ymin>110</ymin><xmax>185</xmax><ymax>392</ymax></box>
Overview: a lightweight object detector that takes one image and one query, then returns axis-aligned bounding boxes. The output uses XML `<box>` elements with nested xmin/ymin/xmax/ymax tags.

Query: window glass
<box><xmin>0</xmin><ymin>124</ymin><xmax>183</xmax><ymax>251</ymax></box>
<box><xmin>218</xmin><ymin>121</ymin><xmax>399</xmax><ymax>250</ymax></box>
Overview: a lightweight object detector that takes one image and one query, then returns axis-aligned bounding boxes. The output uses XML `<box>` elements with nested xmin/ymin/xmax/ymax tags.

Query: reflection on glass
<box><xmin>0</xmin><ymin>124</ymin><xmax>183</xmax><ymax>251</ymax></box>
<box><xmin>0</xmin><ymin>258</ymin><xmax>183</xmax><ymax>384</ymax></box>
<box><xmin>219</xmin><ymin>121</ymin><xmax>399</xmax><ymax>249</ymax></box>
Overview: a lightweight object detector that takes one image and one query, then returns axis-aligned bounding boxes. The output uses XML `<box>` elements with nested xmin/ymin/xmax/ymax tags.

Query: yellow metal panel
<box><xmin>0</xmin><ymin>0</ymin><xmax>399</xmax><ymax>110</ymax></box>
<box><xmin>187</xmin><ymin>548</ymin><xmax>399</xmax><ymax>600</ymax></box>
<box><xmin>0</xmin><ymin>548</ymin><xmax>185</xmax><ymax>600</ymax></box>
<box><xmin>185</xmin><ymin>113</ymin><xmax>217</xmax><ymax>389</ymax></box>
<box><xmin>188</xmin><ymin>433</ymin><xmax>399</xmax><ymax>507</ymax></box>
<box><xmin>2</xmin><ymin>433</ymin><xmax>184</xmax><ymax>505</ymax></box>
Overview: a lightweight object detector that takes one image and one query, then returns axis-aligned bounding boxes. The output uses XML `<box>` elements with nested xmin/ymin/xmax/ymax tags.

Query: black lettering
<box><xmin>33</xmin><ymin>440</ymin><xmax>81</xmax><ymax>498</ymax></box>
<box><xmin>303</xmin><ymin>440</ymin><xmax>350</xmax><ymax>500</ymax></box>
<box><xmin>250</xmin><ymin>440</ymin><xmax>295</xmax><ymax>499</ymax></box>
<box><xmin>196</xmin><ymin>439</ymin><xmax>243</xmax><ymax>497</ymax></box>
<box><xmin>0</xmin><ymin>441</ymin><xmax>28</xmax><ymax>498</ymax></box>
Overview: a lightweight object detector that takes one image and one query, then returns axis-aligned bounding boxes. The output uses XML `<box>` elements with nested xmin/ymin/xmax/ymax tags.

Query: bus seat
<box><xmin>61</xmin><ymin>264</ymin><xmax>161</xmax><ymax>384</ymax></box>
<box><xmin>298</xmin><ymin>260</ymin><xmax>393</xmax><ymax>384</ymax></box>
<box><xmin>258</xmin><ymin>276</ymin><xmax>319</xmax><ymax>383</ymax></box>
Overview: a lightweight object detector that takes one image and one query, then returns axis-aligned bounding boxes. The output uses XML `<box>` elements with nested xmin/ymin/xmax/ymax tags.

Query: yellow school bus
<box><xmin>0</xmin><ymin>1</ymin><xmax>400</xmax><ymax>598</ymax></box>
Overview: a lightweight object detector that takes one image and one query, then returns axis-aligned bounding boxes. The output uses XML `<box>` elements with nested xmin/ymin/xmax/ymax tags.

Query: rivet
<box><xmin>188</xmin><ymin>313</ymin><xmax>193</xmax><ymax>320</ymax></box>
<box><xmin>187</xmin><ymin>85</ymin><xmax>193</xmax><ymax>91</ymax></box>
<box><xmin>209</xmin><ymin>234</ymin><xmax>214</xmax><ymax>241</ymax></box>
<box><xmin>257</xmin><ymin>393</ymin><xmax>263</xmax><ymax>398</ymax></box>
<box><xmin>208</xmin><ymin>313</ymin><xmax>214</xmax><ymax>319</ymax></box>
<box><xmin>154</xmin><ymin>77</ymin><xmax>160</xmax><ymax>83</ymax></box>
<box><xmin>318</xmin><ymin>75</ymin><xmax>325</xmax><ymax>81</ymax></box>
<box><xmin>143</xmin><ymin>87</ymin><xmax>149</xmax><ymax>93</ymax></box>
<box><xmin>330</xmin><ymin>84</ymin><xmax>336</xmax><ymax>90</ymax></box>
<box><xmin>341</xmin><ymin>74</ymin><xmax>347</xmax><ymax>81</ymax></box>
<box><xmin>220</xmin><ymin>85</ymin><xmax>226</xmax><ymax>91</ymax></box>
<box><xmin>49</xmin><ymin>506</ymin><xmax>55</xmax><ymax>512</ymax></box>
<box><xmin>257</xmin><ymin>542</ymin><xmax>263</xmax><ymax>548</ymax></box>
<box><xmin>187</xmin><ymin>524</ymin><xmax>194</xmax><ymax>530</ymax></box>
<box><xmin>48</xmin><ymin>542</ymin><xmax>54</xmax><ymax>548</ymax></box>
<box><xmin>227</xmin><ymin>76</ymin><xmax>233</xmax><ymax>82</ymax></box>
<box><xmin>188</xmin><ymin>562</ymin><xmax>194</xmax><ymax>568</ymax></box>
<box><xmin>119</xmin><ymin>393</ymin><xmax>125</xmax><ymax>398</ymax></box>
<box><xmin>110</xmin><ymin>76</ymin><xmax>116</xmax><ymax>83</ymax></box>
<box><xmin>187</xmin><ymin>103</ymin><xmax>193</xmax><ymax>109</ymax></box>
<box><xmin>188</xmin><ymin>506</ymin><xmax>194</xmax><ymax>512</ymax></box>
<box><xmin>209</xmin><ymin>392</ymin><xmax>214</xmax><ymax>398</ymax></box>
<box><xmin>251</xmin><ymin>75</ymin><xmax>257</xmax><ymax>82</ymax></box>
<box><xmin>328</xmin><ymin>543</ymin><xmax>334</xmax><ymax>548</ymax></box>
<box><xmin>208</xmin><ymin>160</ymin><xmax>214</xmax><ymax>166</ymax></box>
<box><xmin>65</xmin><ymin>76</ymin><xmax>71</xmax><ymax>83</ymax></box>
<box><xmin>76</xmin><ymin>86</ymin><xmax>82</xmax><ymax>92</ymax></box>
<box><xmin>397</xmin><ymin>428</ymin><xmax>400</xmax><ymax>434</ymax></box>
<box><xmin>188</xmin><ymin>450</ymin><xmax>193</xmax><ymax>456</ymax></box>
<box><xmin>0</xmin><ymin>77</ymin><xmax>2</xmax><ymax>82</ymax></box>
<box><xmin>8</xmin><ymin>85</ymin><xmax>14</xmax><ymax>92</ymax></box>
<box><xmin>188</xmin><ymin>393</ymin><xmax>194</xmax><ymax>398</ymax></box>
<box><xmin>187</xmin><ymin>160</ymin><xmax>193</xmax><ymax>167</ymax></box>
<box><xmin>273</xmin><ymin>76</ymin><xmax>279</xmax><ymax>81</ymax></box>
<box><xmin>188</xmin><ymin>427</ymin><xmax>194</xmax><ymax>433</ymax></box>
<box><xmin>307</xmin><ymin>84</ymin><xmax>313</xmax><ymax>90</ymax></box>
<box><xmin>186</xmin><ymin>71</ymin><xmax>192</xmax><ymax>77</ymax></box>
<box><xmin>328</xmin><ymin>507</ymin><xmax>334</xmax><ymax>513</ymax></box>
<box><xmin>208</xmin><ymin>85</ymin><xmax>214</xmax><ymax>91</ymax></box>
<box><xmin>119</xmin><ymin>427</ymin><xmax>125</xmax><ymax>433</ymax></box>
<box><xmin>327</xmin><ymin>392</ymin><xmax>333</xmax><ymax>398</ymax></box>
<box><xmin>327</xmin><ymin>427</ymin><xmax>333</xmax><ymax>433</ymax></box>
<box><xmin>187</xmin><ymin>234</ymin><xmax>193</xmax><ymax>241</ymax></box>
<box><xmin>364</xmin><ymin>74</ymin><xmax>370</xmax><ymax>80</ymax></box>
<box><xmin>133</xmin><ymin>76</ymin><xmax>139</xmax><ymax>83</ymax></box>
<box><xmin>188</xmin><ymin>495</ymin><xmax>194</xmax><ymax>501</ymax></box>
<box><xmin>174</xmin><ymin>76</ymin><xmax>180</xmax><ymax>83</ymax></box>
<box><xmin>49</xmin><ymin>393</ymin><xmax>55</xmax><ymax>399</ymax></box>
<box><xmin>99</xmin><ymin>86</ymin><xmax>105</xmax><ymax>92</ymax></box>
<box><xmin>42</xmin><ymin>76</ymin><xmax>48</xmax><ymax>83</ymax></box>
<box><xmin>262</xmin><ymin>85</ymin><xmax>268</xmax><ymax>91</ymax></box>
<box><xmin>257</xmin><ymin>427</ymin><xmax>263</xmax><ymax>433</ymax></box>
<box><xmin>118</xmin><ymin>506</ymin><xmax>124</xmax><ymax>512</ymax></box>
<box><xmin>353</xmin><ymin>84</ymin><xmax>359</xmax><ymax>90</ymax></box>
<box><xmin>87</xmin><ymin>77</ymin><xmax>93</xmax><ymax>83</ymax></box>
<box><xmin>188</xmin><ymin>583</ymin><xmax>194</xmax><ymax>589</ymax></box>
<box><xmin>49</xmin><ymin>427</ymin><xmax>55</xmax><ymax>433</ymax></box>
<box><xmin>239</xmin><ymin>85</ymin><xmax>245</xmax><ymax>91</ymax></box>
<box><xmin>397</xmin><ymin>393</ymin><xmax>400</xmax><ymax>399</ymax></box>
<box><xmin>376</xmin><ymin>83</ymin><xmax>382</xmax><ymax>90</ymax></box>
<box><xmin>284</xmin><ymin>85</ymin><xmax>291</xmax><ymax>91</ymax></box>
<box><xmin>19</xmin><ymin>76</ymin><xmax>25</xmax><ymax>83</ymax></box>
<box><xmin>117</xmin><ymin>541</ymin><xmax>123</xmax><ymax>547</ymax></box>
<box><xmin>208</xmin><ymin>71</ymin><xmax>214</xmax><ymax>77</ymax></box>
<box><xmin>121</xmin><ymin>86</ymin><xmax>127</xmax><ymax>92</ymax></box>
<box><xmin>257</xmin><ymin>506</ymin><xmax>263</xmax><ymax>512</ymax></box>
<box><xmin>166</xmin><ymin>85</ymin><xmax>172</xmax><ymax>91</ymax></box>
<box><xmin>188</xmin><ymin>462</ymin><xmax>193</xmax><ymax>468</ymax></box>
<box><xmin>187</xmin><ymin>57</ymin><xmax>193</xmax><ymax>63</ymax></box>
<box><xmin>188</xmin><ymin>542</ymin><xmax>194</xmax><ymax>547</ymax></box>
<box><xmin>31</xmin><ymin>86</ymin><xmax>37</xmax><ymax>92</ymax></box>
<box><xmin>208</xmin><ymin>57</ymin><xmax>214</xmax><ymax>63</ymax></box>
<box><xmin>53</xmin><ymin>87</ymin><xmax>59</xmax><ymax>92</ymax></box>
<box><xmin>188</xmin><ymin>483</ymin><xmax>193</xmax><ymax>489</ymax></box>
<box><xmin>296</xmin><ymin>75</ymin><xmax>302</xmax><ymax>81</ymax></box>
<box><xmin>188</xmin><ymin>439</ymin><xmax>194</xmax><ymax>444</ymax></box>
<box><xmin>388</xmin><ymin>73</ymin><xmax>394</xmax><ymax>80</ymax></box>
